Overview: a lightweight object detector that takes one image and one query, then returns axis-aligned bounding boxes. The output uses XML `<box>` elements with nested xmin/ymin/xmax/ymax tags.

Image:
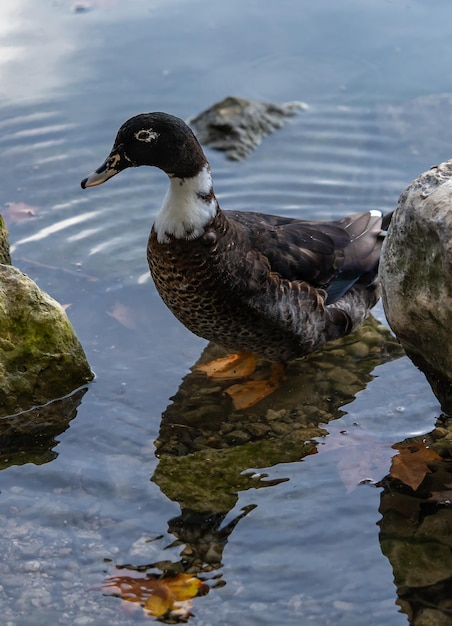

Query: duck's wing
<box><xmin>227</xmin><ymin>209</ymin><xmax>387</xmax><ymax>304</ymax></box>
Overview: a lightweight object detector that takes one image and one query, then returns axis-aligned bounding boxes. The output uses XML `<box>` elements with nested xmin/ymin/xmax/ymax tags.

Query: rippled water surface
<box><xmin>1</xmin><ymin>1</ymin><xmax>452</xmax><ymax>624</ymax></box>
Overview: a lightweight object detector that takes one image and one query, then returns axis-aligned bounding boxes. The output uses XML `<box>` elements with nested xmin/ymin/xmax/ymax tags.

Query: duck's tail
<box><xmin>323</xmin><ymin>209</ymin><xmax>393</xmax><ymax>340</ymax></box>
<box><xmin>325</xmin><ymin>209</ymin><xmax>392</xmax><ymax>304</ymax></box>
<box><xmin>381</xmin><ymin>210</ymin><xmax>393</xmax><ymax>233</ymax></box>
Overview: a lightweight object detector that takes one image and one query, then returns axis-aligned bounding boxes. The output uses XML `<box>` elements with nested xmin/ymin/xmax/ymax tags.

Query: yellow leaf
<box><xmin>103</xmin><ymin>571</ymin><xmax>208</xmax><ymax>619</ymax></box>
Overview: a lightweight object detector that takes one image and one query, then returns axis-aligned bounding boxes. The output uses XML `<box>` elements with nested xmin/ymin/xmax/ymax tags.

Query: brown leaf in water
<box><xmin>390</xmin><ymin>442</ymin><xmax>442</xmax><ymax>491</ymax></box>
<box><xmin>107</xmin><ymin>302</ymin><xmax>138</xmax><ymax>330</ymax></box>
<box><xmin>103</xmin><ymin>571</ymin><xmax>208</xmax><ymax>619</ymax></box>
<box><xmin>3</xmin><ymin>202</ymin><xmax>39</xmax><ymax>223</ymax></box>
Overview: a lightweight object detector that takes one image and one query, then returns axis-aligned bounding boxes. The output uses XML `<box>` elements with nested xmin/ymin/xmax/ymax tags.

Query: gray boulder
<box><xmin>380</xmin><ymin>160</ymin><xmax>452</xmax><ymax>413</ymax></box>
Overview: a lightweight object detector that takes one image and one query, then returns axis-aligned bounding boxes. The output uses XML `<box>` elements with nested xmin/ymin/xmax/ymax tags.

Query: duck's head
<box><xmin>81</xmin><ymin>112</ymin><xmax>207</xmax><ymax>188</ymax></box>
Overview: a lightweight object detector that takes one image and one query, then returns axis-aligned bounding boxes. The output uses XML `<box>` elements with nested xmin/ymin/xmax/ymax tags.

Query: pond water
<box><xmin>1</xmin><ymin>0</ymin><xmax>452</xmax><ymax>624</ymax></box>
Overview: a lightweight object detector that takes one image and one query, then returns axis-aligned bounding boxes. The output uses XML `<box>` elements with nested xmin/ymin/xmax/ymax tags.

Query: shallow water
<box><xmin>1</xmin><ymin>1</ymin><xmax>451</xmax><ymax>624</ymax></box>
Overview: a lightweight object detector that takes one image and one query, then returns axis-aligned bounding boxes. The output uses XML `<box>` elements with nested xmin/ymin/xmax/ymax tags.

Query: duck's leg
<box><xmin>224</xmin><ymin>363</ymin><xmax>286</xmax><ymax>411</ymax></box>
<box><xmin>195</xmin><ymin>352</ymin><xmax>257</xmax><ymax>379</ymax></box>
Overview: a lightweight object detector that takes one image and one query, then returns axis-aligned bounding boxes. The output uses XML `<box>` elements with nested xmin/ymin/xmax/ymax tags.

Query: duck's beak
<box><xmin>81</xmin><ymin>144</ymin><xmax>132</xmax><ymax>189</ymax></box>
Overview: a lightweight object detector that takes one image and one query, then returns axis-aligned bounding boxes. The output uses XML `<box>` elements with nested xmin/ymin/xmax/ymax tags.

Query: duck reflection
<box><xmin>107</xmin><ymin>316</ymin><xmax>408</xmax><ymax>622</ymax></box>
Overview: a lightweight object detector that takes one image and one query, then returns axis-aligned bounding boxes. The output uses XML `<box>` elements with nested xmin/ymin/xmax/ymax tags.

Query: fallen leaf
<box><xmin>390</xmin><ymin>442</ymin><xmax>442</xmax><ymax>491</ymax></box>
<box><xmin>3</xmin><ymin>202</ymin><xmax>39</xmax><ymax>223</ymax></box>
<box><xmin>107</xmin><ymin>302</ymin><xmax>139</xmax><ymax>330</ymax></box>
<box><xmin>103</xmin><ymin>571</ymin><xmax>208</xmax><ymax>619</ymax></box>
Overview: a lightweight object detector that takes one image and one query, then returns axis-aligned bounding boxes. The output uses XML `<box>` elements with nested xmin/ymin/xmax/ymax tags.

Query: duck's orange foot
<box><xmin>195</xmin><ymin>352</ymin><xmax>256</xmax><ymax>380</ymax></box>
<box><xmin>225</xmin><ymin>363</ymin><xmax>286</xmax><ymax>410</ymax></box>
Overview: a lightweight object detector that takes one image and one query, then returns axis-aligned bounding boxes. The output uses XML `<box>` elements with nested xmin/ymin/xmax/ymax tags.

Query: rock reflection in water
<box><xmin>378</xmin><ymin>416</ymin><xmax>452</xmax><ymax>626</ymax></box>
<box><xmin>0</xmin><ymin>386</ymin><xmax>88</xmax><ymax>469</ymax></box>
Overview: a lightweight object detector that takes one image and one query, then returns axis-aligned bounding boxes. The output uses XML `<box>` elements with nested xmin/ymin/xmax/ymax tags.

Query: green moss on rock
<box><xmin>0</xmin><ymin>264</ymin><xmax>94</xmax><ymax>417</ymax></box>
<box><xmin>0</xmin><ymin>215</ymin><xmax>11</xmax><ymax>265</ymax></box>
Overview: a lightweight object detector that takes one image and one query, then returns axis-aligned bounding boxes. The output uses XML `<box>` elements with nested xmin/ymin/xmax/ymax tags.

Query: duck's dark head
<box><xmin>81</xmin><ymin>112</ymin><xmax>207</xmax><ymax>189</ymax></box>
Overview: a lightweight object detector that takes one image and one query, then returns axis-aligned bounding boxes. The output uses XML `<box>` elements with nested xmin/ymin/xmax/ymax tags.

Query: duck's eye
<box><xmin>134</xmin><ymin>129</ymin><xmax>159</xmax><ymax>143</ymax></box>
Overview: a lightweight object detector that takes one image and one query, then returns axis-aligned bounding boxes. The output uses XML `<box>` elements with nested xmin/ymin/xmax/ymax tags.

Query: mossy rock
<box><xmin>0</xmin><ymin>264</ymin><xmax>94</xmax><ymax>417</ymax></box>
<box><xmin>0</xmin><ymin>215</ymin><xmax>11</xmax><ymax>265</ymax></box>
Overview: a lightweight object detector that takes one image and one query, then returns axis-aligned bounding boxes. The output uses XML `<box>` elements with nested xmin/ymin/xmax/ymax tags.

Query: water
<box><xmin>1</xmin><ymin>0</ymin><xmax>451</xmax><ymax>624</ymax></box>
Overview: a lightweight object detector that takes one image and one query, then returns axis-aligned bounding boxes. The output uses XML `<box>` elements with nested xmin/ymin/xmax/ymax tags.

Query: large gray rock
<box><xmin>0</xmin><ymin>263</ymin><xmax>94</xmax><ymax>417</ymax></box>
<box><xmin>380</xmin><ymin>160</ymin><xmax>452</xmax><ymax>413</ymax></box>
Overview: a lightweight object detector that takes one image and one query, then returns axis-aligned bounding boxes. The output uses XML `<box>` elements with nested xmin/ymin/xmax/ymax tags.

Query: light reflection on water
<box><xmin>0</xmin><ymin>0</ymin><xmax>451</xmax><ymax>624</ymax></box>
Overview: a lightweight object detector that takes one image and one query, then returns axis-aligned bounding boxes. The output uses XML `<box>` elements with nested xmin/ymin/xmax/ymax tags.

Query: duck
<box><xmin>81</xmin><ymin>112</ymin><xmax>391</xmax><ymax>409</ymax></box>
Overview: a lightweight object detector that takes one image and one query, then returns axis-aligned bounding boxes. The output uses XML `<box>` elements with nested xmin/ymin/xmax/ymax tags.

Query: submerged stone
<box><xmin>380</xmin><ymin>160</ymin><xmax>452</xmax><ymax>414</ymax></box>
<box><xmin>414</xmin><ymin>609</ymin><xmax>452</xmax><ymax>626</ymax></box>
<box><xmin>0</xmin><ymin>264</ymin><xmax>94</xmax><ymax>417</ymax></box>
<box><xmin>189</xmin><ymin>96</ymin><xmax>307</xmax><ymax>160</ymax></box>
<box><xmin>153</xmin><ymin>316</ymin><xmax>404</xmax><ymax>512</ymax></box>
<box><xmin>380</xmin><ymin>538</ymin><xmax>452</xmax><ymax>588</ymax></box>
